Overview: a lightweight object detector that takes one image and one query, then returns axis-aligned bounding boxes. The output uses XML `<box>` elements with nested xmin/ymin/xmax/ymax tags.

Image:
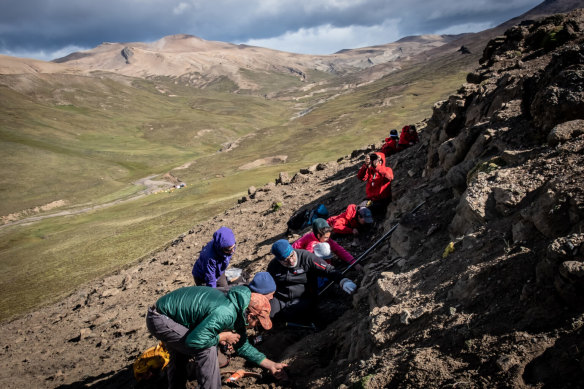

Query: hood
<box><xmin>212</xmin><ymin>226</ymin><xmax>236</xmax><ymax>254</ymax></box>
<box><xmin>226</xmin><ymin>285</ymin><xmax>251</xmax><ymax>325</ymax></box>
<box><xmin>373</xmin><ymin>151</ymin><xmax>386</xmax><ymax>166</ymax></box>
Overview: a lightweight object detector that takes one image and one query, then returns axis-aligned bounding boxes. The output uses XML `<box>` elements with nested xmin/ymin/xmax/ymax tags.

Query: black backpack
<box><xmin>286</xmin><ymin>204</ymin><xmax>329</xmax><ymax>232</ymax></box>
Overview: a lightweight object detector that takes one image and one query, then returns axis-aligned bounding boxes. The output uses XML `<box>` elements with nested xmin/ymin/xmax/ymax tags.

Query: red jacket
<box><xmin>357</xmin><ymin>152</ymin><xmax>394</xmax><ymax>201</ymax></box>
<box><xmin>380</xmin><ymin>138</ymin><xmax>399</xmax><ymax>156</ymax></box>
<box><xmin>327</xmin><ymin>204</ymin><xmax>359</xmax><ymax>235</ymax></box>
<box><xmin>291</xmin><ymin>232</ymin><xmax>354</xmax><ymax>265</ymax></box>
<box><xmin>398</xmin><ymin>125</ymin><xmax>419</xmax><ymax>148</ymax></box>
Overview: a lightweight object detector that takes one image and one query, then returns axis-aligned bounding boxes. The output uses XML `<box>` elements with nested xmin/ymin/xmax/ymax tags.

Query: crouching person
<box><xmin>146</xmin><ymin>285</ymin><xmax>287</xmax><ymax>389</ymax></box>
<box><xmin>267</xmin><ymin>239</ymin><xmax>357</xmax><ymax>324</ymax></box>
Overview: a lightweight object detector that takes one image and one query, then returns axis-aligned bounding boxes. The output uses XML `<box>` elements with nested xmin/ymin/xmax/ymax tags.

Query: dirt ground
<box><xmin>1</xmin><ymin>9</ymin><xmax>584</xmax><ymax>389</ymax></box>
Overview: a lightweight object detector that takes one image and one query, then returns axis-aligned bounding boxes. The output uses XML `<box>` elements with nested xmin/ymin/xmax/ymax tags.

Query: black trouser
<box><xmin>269</xmin><ymin>296</ymin><xmax>316</xmax><ymax>324</ymax></box>
<box><xmin>193</xmin><ymin>272</ymin><xmax>228</xmax><ymax>288</ymax></box>
<box><xmin>360</xmin><ymin>197</ymin><xmax>391</xmax><ymax>221</ymax></box>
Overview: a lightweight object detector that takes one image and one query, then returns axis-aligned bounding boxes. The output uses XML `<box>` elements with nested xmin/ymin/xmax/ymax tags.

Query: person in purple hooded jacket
<box><xmin>192</xmin><ymin>227</ymin><xmax>236</xmax><ymax>288</ymax></box>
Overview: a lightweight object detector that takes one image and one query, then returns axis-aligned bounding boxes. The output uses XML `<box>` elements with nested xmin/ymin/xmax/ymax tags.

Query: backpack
<box><xmin>287</xmin><ymin>204</ymin><xmax>329</xmax><ymax>231</ymax></box>
<box><xmin>133</xmin><ymin>342</ymin><xmax>171</xmax><ymax>382</ymax></box>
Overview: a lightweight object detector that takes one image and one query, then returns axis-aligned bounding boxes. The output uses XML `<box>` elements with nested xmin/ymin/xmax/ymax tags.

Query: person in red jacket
<box><xmin>357</xmin><ymin>151</ymin><xmax>394</xmax><ymax>220</ymax></box>
<box><xmin>380</xmin><ymin>129</ymin><xmax>400</xmax><ymax>157</ymax></box>
<box><xmin>327</xmin><ymin>204</ymin><xmax>374</xmax><ymax>237</ymax></box>
<box><xmin>398</xmin><ymin>124</ymin><xmax>420</xmax><ymax>150</ymax></box>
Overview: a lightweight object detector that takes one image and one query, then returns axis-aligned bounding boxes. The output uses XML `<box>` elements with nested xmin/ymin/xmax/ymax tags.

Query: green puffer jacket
<box><xmin>155</xmin><ymin>285</ymin><xmax>265</xmax><ymax>365</ymax></box>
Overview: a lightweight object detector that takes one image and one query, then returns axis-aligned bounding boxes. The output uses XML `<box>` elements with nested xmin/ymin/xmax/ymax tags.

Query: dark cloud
<box><xmin>0</xmin><ymin>0</ymin><xmax>544</xmax><ymax>59</ymax></box>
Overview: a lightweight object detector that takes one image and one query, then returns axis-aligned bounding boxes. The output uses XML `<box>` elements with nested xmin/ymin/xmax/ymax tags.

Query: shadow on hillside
<box><xmin>523</xmin><ymin>330</ymin><xmax>584</xmax><ymax>386</ymax></box>
<box><xmin>393</xmin><ymin>224</ymin><xmax>584</xmax><ymax>380</ymax></box>
<box><xmin>54</xmin><ymin>364</ymin><xmax>151</xmax><ymax>389</ymax></box>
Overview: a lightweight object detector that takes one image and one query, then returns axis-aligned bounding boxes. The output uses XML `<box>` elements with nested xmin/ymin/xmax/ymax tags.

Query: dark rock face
<box><xmin>121</xmin><ymin>46</ymin><xmax>134</xmax><ymax>64</ymax></box>
<box><xmin>528</xmin><ymin>44</ymin><xmax>584</xmax><ymax>131</ymax></box>
<box><xmin>458</xmin><ymin>45</ymin><xmax>471</xmax><ymax>54</ymax></box>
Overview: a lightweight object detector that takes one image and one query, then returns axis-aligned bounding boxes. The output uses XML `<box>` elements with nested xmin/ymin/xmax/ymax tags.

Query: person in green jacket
<box><xmin>146</xmin><ymin>285</ymin><xmax>287</xmax><ymax>389</ymax></box>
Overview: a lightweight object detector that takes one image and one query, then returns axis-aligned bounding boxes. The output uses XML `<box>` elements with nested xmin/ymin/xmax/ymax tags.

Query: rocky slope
<box><xmin>286</xmin><ymin>9</ymin><xmax>584</xmax><ymax>388</ymax></box>
<box><xmin>0</xmin><ymin>8</ymin><xmax>583</xmax><ymax>389</ymax></box>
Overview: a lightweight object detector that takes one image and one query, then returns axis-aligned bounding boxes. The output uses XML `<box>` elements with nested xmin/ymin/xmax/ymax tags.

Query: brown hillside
<box><xmin>47</xmin><ymin>34</ymin><xmax>459</xmax><ymax>89</ymax></box>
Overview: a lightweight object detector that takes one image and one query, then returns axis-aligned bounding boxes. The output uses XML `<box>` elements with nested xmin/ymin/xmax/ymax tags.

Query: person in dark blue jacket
<box><xmin>192</xmin><ymin>227</ymin><xmax>236</xmax><ymax>288</ymax></box>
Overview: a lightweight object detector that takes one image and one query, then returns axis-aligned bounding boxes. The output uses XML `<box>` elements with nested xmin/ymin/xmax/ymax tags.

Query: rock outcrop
<box><xmin>285</xmin><ymin>10</ymin><xmax>584</xmax><ymax>388</ymax></box>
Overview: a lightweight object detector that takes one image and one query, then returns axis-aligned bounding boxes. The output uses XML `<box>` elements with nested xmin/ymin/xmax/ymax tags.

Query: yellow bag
<box><xmin>133</xmin><ymin>342</ymin><xmax>171</xmax><ymax>381</ymax></box>
<box><xmin>442</xmin><ymin>242</ymin><xmax>455</xmax><ymax>259</ymax></box>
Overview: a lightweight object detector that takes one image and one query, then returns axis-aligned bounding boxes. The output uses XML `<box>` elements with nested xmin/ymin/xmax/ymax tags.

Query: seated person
<box><xmin>398</xmin><ymin>124</ymin><xmax>420</xmax><ymax>150</ymax></box>
<box><xmin>291</xmin><ymin>218</ymin><xmax>356</xmax><ymax>267</ymax></box>
<box><xmin>380</xmin><ymin>129</ymin><xmax>400</xmax><ymax>157</ymax></box>
<box><xmin>267</xmin><ymin>239</ymin><xmax>357</xmax><ymax>323</ymax></box>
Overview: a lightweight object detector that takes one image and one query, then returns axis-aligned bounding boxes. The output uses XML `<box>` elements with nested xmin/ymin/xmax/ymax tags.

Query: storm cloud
<box><xmin>0</xmin><ymin>0</ymin><xmax>543</xmax><ymax>60</ymax></box>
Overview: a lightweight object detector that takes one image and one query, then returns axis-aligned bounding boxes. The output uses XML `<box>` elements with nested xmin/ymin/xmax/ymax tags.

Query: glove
<box><xmin>340</xmin><ymin>278</ymin><xmax>357</xmax><ymax>294</ymax></box>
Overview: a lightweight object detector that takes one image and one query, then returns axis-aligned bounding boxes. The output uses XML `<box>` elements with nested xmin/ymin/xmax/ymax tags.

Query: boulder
<box><xmin>520</xmin><ymin>186</ymin><xmax>572</xmax><ymax>238</ymax></box>
<box><xmin>547</xmin><ymin>119</ymin><xmax>584</xmax><ymax>146</ymax></box>
<box><xmin>291</xmin><ymin>173</ymin><xmax>309</xmax><ymax>184</ymax></box>
<box><xmin>529</xmin><ymin>45</ymin><xmax>584</xmax><ymax>131</ymax></box>
<box><xmin>276</xmin><ymin>172</ymin><xmax>291</xmax><ymax>185</ymax></box>
<box><xmin>555</xmin><ymin>260</ymin><xmax>584</xmax><ymax>308</ymax></box>
<box><xmin>536</xmin><ymin>234</ymin><xmax>584</xmax><ymax>286</ymax></box>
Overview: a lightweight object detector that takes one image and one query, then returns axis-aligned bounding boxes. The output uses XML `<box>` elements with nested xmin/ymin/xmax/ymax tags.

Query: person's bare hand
<box><xmin>260</xmin><ymin>359</ymin><xmax>289</xmax><ymax>380</ymax></box>
<box><xmin>269</xmin><ymin>362</ymin><xmax>288</xmax><ymax>380</ymax></box>
<box><xmin>219</xmin><ymin>331</ymin><xmax>240</xmax><ymax>350</ymax></box>
<box><xmin>274</xmin><ymin>369</ymin><xmax>288</xmax><ymax>380</ymax></box>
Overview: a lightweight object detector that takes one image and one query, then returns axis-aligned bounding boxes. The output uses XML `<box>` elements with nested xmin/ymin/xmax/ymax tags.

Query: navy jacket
<box><xmin>267</xmin><ymin>249</ymin><xmax>343</xmax><ymax>302</ymax></box>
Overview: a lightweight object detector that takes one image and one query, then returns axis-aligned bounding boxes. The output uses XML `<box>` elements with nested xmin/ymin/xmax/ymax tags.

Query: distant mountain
<box><xmin>3</xmin><ymin>0</ymin><xmax>581</xmax><ymax>92</ymax></box>
<box><xmin>46</xmin><ymin>33</ymin><xmax>460</xmax><ymax>89</ymax></box>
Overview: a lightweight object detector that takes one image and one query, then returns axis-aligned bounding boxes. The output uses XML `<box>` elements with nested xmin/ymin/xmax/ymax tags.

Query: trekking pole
<box><xmin>318</xmin><ymin>200</ymin><xmax>426</xmax><ymax>296</ymax></box>
<box><xmin>285</xmin><ymin>322</ymin><xmax>318</xmax><ymax>330</ymax></box>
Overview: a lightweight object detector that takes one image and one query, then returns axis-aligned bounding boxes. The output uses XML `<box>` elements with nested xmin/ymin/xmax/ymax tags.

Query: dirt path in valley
<box><xmin>0</xmin><ymin>174</ymin><xmax>175</xmax><ymax>230</ymax></box>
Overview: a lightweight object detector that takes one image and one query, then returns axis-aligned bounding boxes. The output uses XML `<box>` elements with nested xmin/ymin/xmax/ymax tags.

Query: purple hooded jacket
<box><xmin>191</xmin><ymin>227</ymin><xmax>236</xmax><ymax>287</ymax></box>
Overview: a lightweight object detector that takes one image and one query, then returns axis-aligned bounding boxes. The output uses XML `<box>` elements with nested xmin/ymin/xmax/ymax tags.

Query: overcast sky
<box><xmin>0</xmin><ymin>0</ymin><xmax>543</xmax><ymax>61</ymax></box>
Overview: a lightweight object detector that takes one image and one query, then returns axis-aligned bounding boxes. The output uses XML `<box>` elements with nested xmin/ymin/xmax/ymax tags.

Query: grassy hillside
<box><xmin>0</xmin><ymin>73</ymin><xmax>297</xmax><ymax>215</ymax></box>
<box><xmin>0</xmin><ymin>48</ymin><xmax>474</xmax><ymax>320</ymax></box>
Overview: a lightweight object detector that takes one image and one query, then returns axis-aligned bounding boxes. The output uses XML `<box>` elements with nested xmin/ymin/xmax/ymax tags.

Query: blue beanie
<box><xmin>271</xmin><ymin>239</ymin><xmax>293</xmax><ymax>260</ymax></box>
<box><xmin>249</xmin><ymin>272</ymin><xmax>276</xmax><ymax>294</ymax></box>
